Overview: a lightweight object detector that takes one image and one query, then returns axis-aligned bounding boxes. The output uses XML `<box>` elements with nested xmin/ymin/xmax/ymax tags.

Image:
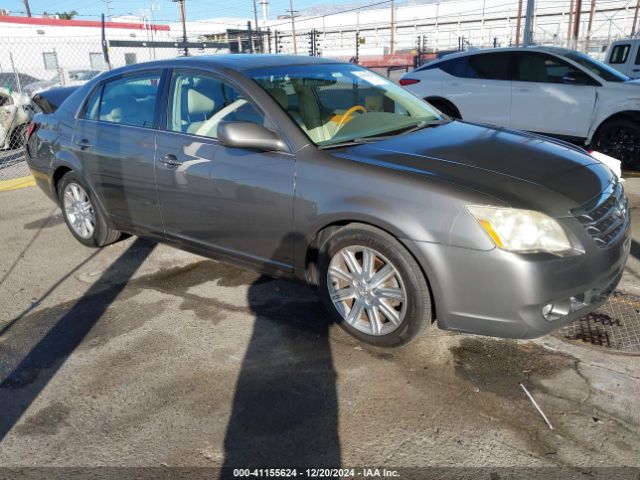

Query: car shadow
<box><xmin>0</xmin><ymin>238</ymin><xmax>155</xmax><ymax>441</ymax></box>
<box><xmin>220</xmin><ymin>237</ymin><xmax>342</xmax><ymax>475</ymax></box>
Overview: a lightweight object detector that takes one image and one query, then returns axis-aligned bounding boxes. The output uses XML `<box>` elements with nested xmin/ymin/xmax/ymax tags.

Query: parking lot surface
<box><xmin>1</xmin><ymin>184</ymin><xmax>640</xmax><ymax>475</ymax></box>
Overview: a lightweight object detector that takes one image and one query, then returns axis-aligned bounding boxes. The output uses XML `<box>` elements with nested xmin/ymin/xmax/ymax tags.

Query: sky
<box><xmin>0</xmin><ymin>0</ymin><xmax>370</xmax><ymax>23</ymax></box>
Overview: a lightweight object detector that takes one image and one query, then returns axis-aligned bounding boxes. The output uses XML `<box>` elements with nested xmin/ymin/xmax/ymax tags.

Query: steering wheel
<box><xmin>337</xmin><ymin>105</ymin><xmax>367</xmax><ymax>128</ymax></box>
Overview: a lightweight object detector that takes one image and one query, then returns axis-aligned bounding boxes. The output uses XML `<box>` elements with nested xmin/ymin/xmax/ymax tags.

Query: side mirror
<box><xmin>217</xmin><ymin>121</ymin><xmax>288</xmax><ymax>152</ymax></box>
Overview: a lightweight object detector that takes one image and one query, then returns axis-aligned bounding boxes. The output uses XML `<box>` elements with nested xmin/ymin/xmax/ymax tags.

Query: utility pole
<box><xmin>104</xmin><ymin>0</ymin><xmax>112</xmax><ymax>20</ymax></box>
<box><xmin>573</xmin><ymin>0</ymin><xmax>583</xmax><ymax>48</ymax></box>
<box><xmin>252</xmin><ymin>0</ymin><xmax>261</xmax><ymax>52</ymax></box>
<box><xmin>23</xmin><ymin>0</ymin><xmax>31</xmax><ymax>17</ymax></box>
<box><xmin>523</xmin><ymin>0</ymin><xmax>535</xmax><ymax>46</ymax></box>
<box><xmin>390</xmin><ymin>0</ymin><xmax>396</xmax><ymax>54</ymax></box>
<box><xmin>289</xmin><ymin>0</ymin><xmax>297</xmax><ymax>54</ymax></box>
<box><xmin>632</xmin><ymin>0</ymin><xmax>639</xmax><ymax>37</ymax></box>
<box><xmin>515</xmin><ymin>0</ymin><xmax>523</xmax><ymax>46</ymax></box>
<box><xmin>567</xmin><ymin>0</ymin><xmax>574</xmax><ymax>46</ymax></box>
<box><xmin>586</xmin><ymin>0</ymin><xmax>596</xmax><ymax>47</ymax></box>
<box><xmin>173</xmin><ymin>0</ymin><xmax>188</xmax><ymax>56</ymax></box>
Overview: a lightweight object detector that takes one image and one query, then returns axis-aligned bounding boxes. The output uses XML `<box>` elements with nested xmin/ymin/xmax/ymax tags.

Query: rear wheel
<box><xmin>591</xmin><ymin>118</ymin><xmax>640</xmax><ymax>170</ymax></box>
<box><xmin>427</xmin><ymin>99</ymin><xmax>460</xmax><ymax>119</ymax></box>
<box><xmin>58</xmin><ymin>172</ymin><xmax>121</xmax><ymax>247</ymax></box>
<box><xmin>318</xmin><ymin>224</ymin><xmax>433</xmax><ymax>347</ymax></box>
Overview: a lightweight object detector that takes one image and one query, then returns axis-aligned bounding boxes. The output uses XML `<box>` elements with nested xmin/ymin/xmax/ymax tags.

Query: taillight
<box><xmin>26</xmin><ymin>122</ymin><xmax>38</xmax><ymax>143</ymax></box>
<box><xmin>399</xmin><ymin>78</ymin><xmax>420</xmax><ymax>86</ymax></box>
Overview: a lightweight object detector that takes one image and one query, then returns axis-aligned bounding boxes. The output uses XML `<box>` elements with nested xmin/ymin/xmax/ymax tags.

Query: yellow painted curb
<box><xmin>0</xmin><ymin>175</ymin><xmax>36</xmax><ymax>192</ymax></box>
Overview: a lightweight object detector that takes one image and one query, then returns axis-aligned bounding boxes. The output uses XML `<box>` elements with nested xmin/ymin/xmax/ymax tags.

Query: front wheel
<box><xmin>591</xmin><ymin>118</ymin><xmax>640</xmax><ymax>170</ymax></box>
<box><xmin>58</xmin><ymin>172</ymin><xmax>121</xmax><ymax>247</ymax></box>
<box><xmin>318</xmin><ymin>224</ymin><xmax>433</xmax><ymax>347</ymax></box>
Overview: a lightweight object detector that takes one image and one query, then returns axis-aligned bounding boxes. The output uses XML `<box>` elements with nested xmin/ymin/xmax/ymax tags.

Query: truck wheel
<box><xmin>591</xmin><ymin>118</ymin><xmax>640</xmax><ymax>170</ymax></box>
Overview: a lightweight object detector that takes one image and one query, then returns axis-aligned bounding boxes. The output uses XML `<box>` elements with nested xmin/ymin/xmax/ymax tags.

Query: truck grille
<box><xmin>572</xmin><ymin>181</ymin><xmax>629</xmax><ymax>248</ymax></box>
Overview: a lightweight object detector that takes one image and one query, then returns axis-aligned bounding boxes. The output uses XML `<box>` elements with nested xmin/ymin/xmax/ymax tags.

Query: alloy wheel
<box><xmin>595</xmin><ymin>127</ymin><xmax>640</xmax><ymax>169</ymax></box>
<box><xmin>327</xmin><ymin>246</ymin><xmax>407</xmax><ymax>336</ymax></box>
<box><xmin>63</xmin><ymin>183</ymin><xmax>96</xmax><ymax>239</ymax></box>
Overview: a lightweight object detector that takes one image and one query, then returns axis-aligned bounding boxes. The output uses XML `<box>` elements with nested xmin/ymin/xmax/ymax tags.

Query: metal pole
<box><xmin>567</xmin><ymin>0</ymin><xmax>575</xmax><ymax>46</ymax></box>
<box><xmin>632</xmin><ymin>0</ymin><xmax>640</xmax><ymax>37</ymax></box>
<box><xmin>289</xmin><ymin>0</ymin><xmax>298</xmax><ymax>54</ymax></box>
<box><xmin>390</xmin><ymin>0</ymin><xmax>396</xmax><ymax>54</ymax></box>
<box><xmin>523</xmin><ymin>0</ymin><xmax>535</xmax><ymax>46</ymax></box>
<box><xmin>101</xmin><ymin>13</ymin><xmax>112</xmax><ymax>70</ymax></box>
<box><xmin>515</xmin><ymin>0</ymin><xmax>523</xmax><ymax>46</ymax></box>
<box><xmin>23</xmin><ymin>0</ymin><xmax>31</xmax><ymax>17</ymax></box>
<box><xmin>252</xmin><ymin>0</ymin><xmax>261</xmax><ymax>52</ymax></box>
<box><xmin>573</xmin><ymin>0</ymin><xmax>583</xmax><ymax>48</ymax></box>
<box><xmin>175</xmin><ymin>0</ymin><xmax>188</xmax><ymax>56</ymax></box>
<box><xmin>248</xmin><ymin>21</ymin><xmax>254</xmax><ymax>53</ymax></box>
<box><xmin>586</xmin><ymin>0</ymin><xmax>596</xmax><ymax>47</ymax></box>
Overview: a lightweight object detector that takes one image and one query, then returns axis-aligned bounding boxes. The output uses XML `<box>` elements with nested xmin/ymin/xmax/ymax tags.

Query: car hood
<box><xmin>333</xmin><ymin>121</ymin><xmax>613</xmax><ymax>216</ymax></box>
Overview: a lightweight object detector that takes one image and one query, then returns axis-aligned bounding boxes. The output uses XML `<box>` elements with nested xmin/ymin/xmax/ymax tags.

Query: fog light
<box><xmin>542</xmin><ymin>303</ymin><xmax>554</xmax><ymax>319</ymax></box>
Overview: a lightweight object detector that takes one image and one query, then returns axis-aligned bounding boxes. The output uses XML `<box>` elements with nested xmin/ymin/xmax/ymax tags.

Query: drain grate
<box><xmin>555</xmin><ymin>291</ymin><xmax>640</xmax><ymax>354</ymax></box>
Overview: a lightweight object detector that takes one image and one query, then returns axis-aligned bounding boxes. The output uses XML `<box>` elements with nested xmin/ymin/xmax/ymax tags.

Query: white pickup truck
<box><xmin>606</xmin><ymin>39</ymin><xmax>640</xmax><ymax>79</ymax></box>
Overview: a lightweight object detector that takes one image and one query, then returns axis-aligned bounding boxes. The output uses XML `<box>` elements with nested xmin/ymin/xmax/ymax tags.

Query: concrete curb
<box><xmin>0</xmin><ymin>175</ymin><xmax>35</xmax><ymax>192</ymax></box>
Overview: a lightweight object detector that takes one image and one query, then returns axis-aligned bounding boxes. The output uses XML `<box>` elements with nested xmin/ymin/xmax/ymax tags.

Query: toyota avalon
<box><xmin>25</xmin><ymin>55</ymin><xmax>630</xmax><ymax>346</ymax></box>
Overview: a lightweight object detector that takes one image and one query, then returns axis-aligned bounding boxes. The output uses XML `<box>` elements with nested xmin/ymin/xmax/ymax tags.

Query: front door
<box><xmin>72</xmin><ymin>70</ymin><xmax>163</xmax><ymax>231</ymax></box>
<box><xmin>154</xmin><ymin>69</ymin><xmax>295</xmax><ymax>268</ymax></box>
<box><xmin>510</xmin><ymin>52</ymin><xmax>597</xmax><ymax>139</ymax></box>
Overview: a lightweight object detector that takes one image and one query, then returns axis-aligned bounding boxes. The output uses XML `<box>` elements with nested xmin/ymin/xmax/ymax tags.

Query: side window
<box><xmin>513</xmin><ymin>53</ymin><xmax>583</xmax><ymax>83</ymax></box>
<box><xmin>83</xmin><ymin>86</ymin><xmax>102</xmax><ymax>120</ymax></box>
<box><xmin>439</xmin><ymin>57</ymin><xmax>469</xmax><ymax>77</ymax></box>
<box><xmin>636</xmin><ymin>46</ymin><xmax>640</xmax><ymax>65</ymax></box>
<box><xmin>97</xmin><ymin>72</ymin><xmax>160</xmax><ymax>127</ymax></box>
<box><xmin>609</xmin><ymin>44</ymin><xmax>630</xmax><ymax>64</ymax></box>
<box><xmin>167</xmin><ymin>71</ymin><xmax>265</xmax><ymax>139</ymax></box>
<box><xmin>466</xmin><ymin>53</ymin><xmax>510</xmax><ymax>80</ymax></box>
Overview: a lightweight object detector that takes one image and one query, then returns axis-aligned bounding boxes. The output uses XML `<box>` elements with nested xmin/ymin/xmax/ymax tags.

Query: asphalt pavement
<box><xmin>1</xmin><ymin>183</ymin><xmax>639</xmax><ymax>477</ymax></box>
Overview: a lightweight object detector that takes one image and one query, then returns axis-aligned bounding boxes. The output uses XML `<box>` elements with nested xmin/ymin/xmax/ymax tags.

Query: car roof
<box><xmin>106</xmin><ymin>54</ymin><xmax>342</xmax><ymax>77</ymax></box>
<box><xmin>427</xmin><ymin>45</ymin><xmax>575</xmax><ymax>63</ymax></box>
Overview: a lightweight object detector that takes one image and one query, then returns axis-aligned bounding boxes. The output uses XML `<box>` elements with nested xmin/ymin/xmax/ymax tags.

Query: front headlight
<box><xmin>466</xmin><ymin>205</ymin><xmax>572</xmax><ymax>255</ymax></box>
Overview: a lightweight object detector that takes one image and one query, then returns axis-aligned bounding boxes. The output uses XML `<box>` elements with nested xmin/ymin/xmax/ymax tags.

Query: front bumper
<box><xmin>404</xmin><ymin>229</ymin><xmax>631</xmax><ymax>339</ymax></box>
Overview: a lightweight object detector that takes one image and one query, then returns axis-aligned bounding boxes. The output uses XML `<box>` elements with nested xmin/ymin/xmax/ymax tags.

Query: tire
<box><xmin>318</xmin><ymin>223</ymin><xmax>433</xmax><ymax>347</ymax></box>
<box><xmin>58</xmin><ymin>171</ymin><xmax>121</xmax><ymax>247</ymax></box>
<box><xmin>591</xmin><ymin>118</ymin><xmax>640</xmax><ymax>170</ymax></box>
<box><xmin>428</xmin><ymin>99</ymin><xmax>460</xmax><ymax>119</ymax></box>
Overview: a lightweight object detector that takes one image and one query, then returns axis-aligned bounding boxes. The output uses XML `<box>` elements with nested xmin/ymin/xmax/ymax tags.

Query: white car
<box><xmin>0</xmin><ymin>87</ymin><xmax>34</xmax><ymax>150</ymax></box>
<box><xmin>606</xmin><ymin>39</ymin><xmax>640</xmax><ymax>79</ymax></box>
<box><xmin>400</xmin><ymin>46</ymin><xmax>640</xmax><ymax>168</ymax></box>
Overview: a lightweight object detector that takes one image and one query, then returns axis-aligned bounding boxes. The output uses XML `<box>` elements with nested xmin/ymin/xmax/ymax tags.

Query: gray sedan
<box><xmin>25</xmin><ymin>55</ymin><xmax>630</xmax><ymax>346</ymax></box>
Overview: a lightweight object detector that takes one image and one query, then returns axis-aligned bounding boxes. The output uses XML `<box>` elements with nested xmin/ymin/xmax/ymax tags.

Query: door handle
<box><xmin>76</xmin><ymin>138</ymin><xmax>92</xmax><ymax>150</ymax></box>
<box><xmin>633</xmin><ymin>68</ymin><xmax>640</xmax><ymax>72</ymax></box>
<box><xmin>160</xmin><ymin>153</ymin><xmax>182</xmax><ymax>166</ymax></box>
<box><xmin>516</xmin><ymin>87</ymin><xmax>530</xmax><ymax>92</ymax></box>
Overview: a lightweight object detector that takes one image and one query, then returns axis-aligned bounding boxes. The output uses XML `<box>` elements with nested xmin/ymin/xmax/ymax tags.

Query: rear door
<box><xmin>72</xmin><ymin>70</ymin><xmax>163</xmax><ymax>231</ymax></box>
<box><xmin>510</xmin><ymin>52</ymin><xmax>597</xmax><ymax>138</ymax></box>
<box><xmin>154</xmin><ymin>69</ymin><xmax>295</xmax><ymax>268</ymax></box>
<box><xmin>440</xmin><ymin>52</ymin><xmax>512</xmax><ymax>127</ymax></box>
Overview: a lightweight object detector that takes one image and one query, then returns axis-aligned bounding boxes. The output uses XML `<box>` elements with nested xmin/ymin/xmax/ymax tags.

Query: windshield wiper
<box><xmin>319</xmin><ymin>119</ymin><xmax>449</xmax><ymax>149</ymax></box>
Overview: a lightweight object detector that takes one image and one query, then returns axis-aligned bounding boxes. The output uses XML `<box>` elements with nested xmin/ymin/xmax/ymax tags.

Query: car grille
<box><xmin>572</xmin><ymin>181</ymin><xmax>629</xmax><ymax>248</ymax></box>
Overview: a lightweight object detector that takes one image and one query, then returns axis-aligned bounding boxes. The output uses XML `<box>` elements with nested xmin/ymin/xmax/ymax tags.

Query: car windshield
<box><xmin>248</xmin><ymin>63</ymin><xmax>443</xmax><ymax>147</ymax></box>
<box><xmin>563</xmin><ymin>51</ymin><xmax>629</xmax><ymax>82</ymax></box>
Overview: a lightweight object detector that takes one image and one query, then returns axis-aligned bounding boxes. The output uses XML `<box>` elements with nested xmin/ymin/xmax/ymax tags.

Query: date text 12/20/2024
<box><xmin>232</xmin><ymin>469</ymin><xmax>400</xmax><ymax>478</ymax></box>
